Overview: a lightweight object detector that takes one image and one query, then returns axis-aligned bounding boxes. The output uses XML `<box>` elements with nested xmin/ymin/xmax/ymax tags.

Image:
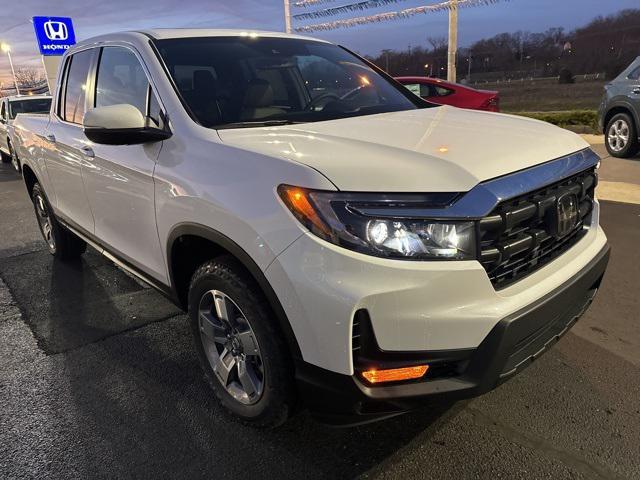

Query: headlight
<box><xmin>278</xmin><ymin>185</ymin><xmax>476</xmax><ymax>260</ymax></box>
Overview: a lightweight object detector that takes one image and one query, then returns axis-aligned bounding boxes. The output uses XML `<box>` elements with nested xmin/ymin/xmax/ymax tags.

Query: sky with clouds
<box><xmin>0</xmin><ymin>0</ymin><xmax>637</xmax><ymax>86</ymax></box>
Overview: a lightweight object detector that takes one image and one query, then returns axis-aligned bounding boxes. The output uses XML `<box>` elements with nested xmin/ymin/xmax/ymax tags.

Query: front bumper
<box><xmin>296</xmin><ymin>244</ymin><xmax>610</xmax><ymax>423</ymax></box>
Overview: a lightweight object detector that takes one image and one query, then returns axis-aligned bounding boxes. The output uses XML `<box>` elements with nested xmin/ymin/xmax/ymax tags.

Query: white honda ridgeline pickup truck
<box><xmin>13</xmin><ymin>29</ymin><xmax>609</xmax><ymax>426</ymax></box>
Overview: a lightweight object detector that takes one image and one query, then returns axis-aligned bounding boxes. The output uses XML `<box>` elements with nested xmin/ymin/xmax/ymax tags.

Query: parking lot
<box><xmin>0</xmin><ymin>143</ymin><xmax>639</xmax><ymax>480</ymax></box>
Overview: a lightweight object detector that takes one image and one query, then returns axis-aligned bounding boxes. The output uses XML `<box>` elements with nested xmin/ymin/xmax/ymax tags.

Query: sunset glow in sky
<box><xmin>0</xmin><ymin>0</ymin><xmax>637</xmax><ymax>86</ymax></box>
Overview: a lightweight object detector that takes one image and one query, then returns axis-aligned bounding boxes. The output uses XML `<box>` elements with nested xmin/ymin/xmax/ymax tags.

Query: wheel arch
<box><xmin>167</xmin><ymin>223</ymin><xmax>302</xmax><ymax>359</ymax></box>
<box><xmin>21</xmin><ymin>163</ymin><xmax>39</xmax><ymax>198</ymax></box>
<box><xmin>603</xmin><ymin>103</ymin><xmax>639</xmax><ymax>136</ymax></box>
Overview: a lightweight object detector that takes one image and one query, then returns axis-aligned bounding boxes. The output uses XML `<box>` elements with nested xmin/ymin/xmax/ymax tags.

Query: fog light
<box><xmin>360</xmin><ymin>365</ymin><xmax>429</xmax><ymax>384</ymax></box>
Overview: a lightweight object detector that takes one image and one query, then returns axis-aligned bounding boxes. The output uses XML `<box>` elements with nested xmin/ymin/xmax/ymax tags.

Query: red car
<box><xmin>395</xmin><ymin>76</ymin><xmax>500</xmax><ymax>112</ymax></box>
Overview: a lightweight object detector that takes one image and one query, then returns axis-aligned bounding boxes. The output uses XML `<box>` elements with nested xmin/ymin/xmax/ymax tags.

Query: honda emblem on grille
<box><xmin>555</xmin><ymin>193</ymin><xmax>579</xmax><ymax>238</ymax></box>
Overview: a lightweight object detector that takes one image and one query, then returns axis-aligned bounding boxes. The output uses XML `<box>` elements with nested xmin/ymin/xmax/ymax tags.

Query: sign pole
<box><xmin>41</xmin><ymin>56</ymin><xmax>60</xmax><ymax>94</ymax></box>
<box><xmin>447</xmin><ymin>0</ymin><xmax>458</xmax><ymax>83</ymax></box>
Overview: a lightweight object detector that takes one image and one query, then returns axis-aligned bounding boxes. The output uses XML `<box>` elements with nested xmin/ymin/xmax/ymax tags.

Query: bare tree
<box><xmin>427</xmin><ymin>36</ymin><xmax>447</xmax><ymax>51</ymax></box>
<box><xmin>15</xmin><ymin>68</ymin><xmax>46</xmax><ymax>89</ymax></box>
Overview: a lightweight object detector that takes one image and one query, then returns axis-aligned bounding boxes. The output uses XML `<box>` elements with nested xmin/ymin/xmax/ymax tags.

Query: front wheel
<box><xmin>605</xmin><ymin>113</ymin><xmax>639</xmax><ymax>158</ymax></box>
<box><xmin>31</xmin><ymin>183</ymin><xmax>87</xmax><ymax>260</ymax></box>
<box><xmin>188</xmin><ymin>257</ymin><xmax>296</xmax><ymax>427</ymax></box>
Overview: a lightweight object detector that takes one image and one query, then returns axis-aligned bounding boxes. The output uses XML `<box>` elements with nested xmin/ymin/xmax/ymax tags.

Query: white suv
<box><xmin>0</xmin><ymin>94</ymin><xmax>52</xmax><ymax>171</ymax></box>
<box><xmin>13</xmin><ymin>30</ymin><xmax>609</xmax><ymax>426</ymax></box>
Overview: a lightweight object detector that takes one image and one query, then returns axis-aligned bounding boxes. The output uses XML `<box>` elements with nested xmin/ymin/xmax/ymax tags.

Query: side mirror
<box><xmin>83</xmin><ymin>104</ymin><xmax>171</xmax><ymax>145</ymax></box>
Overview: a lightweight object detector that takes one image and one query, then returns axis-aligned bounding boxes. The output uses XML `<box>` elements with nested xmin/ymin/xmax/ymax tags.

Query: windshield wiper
<box><xmin>216</xmin><ymin>119</ymin><xmax>305</xmax><ymax>129</ymax></box>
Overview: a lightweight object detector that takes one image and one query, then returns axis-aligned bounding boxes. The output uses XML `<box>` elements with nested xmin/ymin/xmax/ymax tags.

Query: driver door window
<box><xmin>95</xmin><ymin>47</ymin><xmax>165</xmax><ymax>130</ymax></box>
<box><xmin>96</xmin><ymin>47</ymin><xmax>148</xmax><ymax>114</ymax></box>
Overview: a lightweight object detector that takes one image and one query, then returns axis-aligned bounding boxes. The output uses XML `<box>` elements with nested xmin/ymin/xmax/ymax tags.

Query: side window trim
<box><xmin>56</xmin><ymin>56</ymin><xmax>71</xmax><ymax>119</ymax></box>
<box><xmin>56</xmin><ymin>48</ymin><xmax>99</xmax><ymax>125</ymax></box>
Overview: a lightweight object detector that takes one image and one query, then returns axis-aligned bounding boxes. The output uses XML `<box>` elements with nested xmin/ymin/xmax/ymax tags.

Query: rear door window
<box><xmin>63</xmin><ymin>49</ymin><xmax>94</xmax><ymax>124</ymax></box>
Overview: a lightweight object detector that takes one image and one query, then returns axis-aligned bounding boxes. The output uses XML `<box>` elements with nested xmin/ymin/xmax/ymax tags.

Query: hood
<box><xmin>217</xmin><ymin>106</ymin><xmax>589</xmax><ymax>192</ymax></box>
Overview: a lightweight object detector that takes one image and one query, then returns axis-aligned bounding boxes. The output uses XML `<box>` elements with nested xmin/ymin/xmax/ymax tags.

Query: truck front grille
<box><xmin>478</xmin><ymin>167</ymin><xmax>597</xmax><ymax>289</ymax></box>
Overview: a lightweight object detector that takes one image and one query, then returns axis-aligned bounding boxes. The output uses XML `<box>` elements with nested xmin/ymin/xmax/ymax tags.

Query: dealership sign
<box><xmin>32</xmin><ymin>16</ymin><xmax>76</xmax><ymax>56</ymax></box>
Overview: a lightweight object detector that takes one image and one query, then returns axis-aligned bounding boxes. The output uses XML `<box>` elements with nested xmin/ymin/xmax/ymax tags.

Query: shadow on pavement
<box><xmin>52</xmin><ymin>314</ymin><xmax>459</xmax><ymax>479</ymax></box>
<box><xmin>0</xmin><ymin>163</ymin><xmax>20</xmax><ymax>183</ymax></box>
<box><xmin>0</xmin><ymin>246</ymin><xmax>457</xmax><ymax>478</ymax></box>
<box><xmin>0</xmin><ymin>248</ymin><xmax>181</xmax><ymax>353</ymax></box>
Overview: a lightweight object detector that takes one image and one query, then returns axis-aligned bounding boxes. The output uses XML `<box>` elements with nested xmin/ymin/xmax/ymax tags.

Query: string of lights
<box><xmin>293</xmin><ymin>0</ymin><xmax>408</xmax><ymax>19</ymax></box>
<box><xmin>293</xmin><ymin>0</ymin><xmax>508</xmax><ymax>32</ymax></box>
<box><xmin>292</xmin><ymin>0</ymin><xmax>336</xmax><ymax>8</ymax></box>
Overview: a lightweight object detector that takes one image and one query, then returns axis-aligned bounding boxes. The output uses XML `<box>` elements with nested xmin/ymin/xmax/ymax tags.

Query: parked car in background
<box><xmin>395</xmin><ymin>76</ymin><xmax>500</xmax><ymax>112</ymax></box>
<box><xmin>0</xmin><ymin>95</ymin><xmax>52</xmax><ymax>172</ymax></box>
<box><xmin>598</xmin><ymin>56</ymin><xmax>640</xmax><ymax>158</ymax></box>
<box><xmin>13</xmin><ymin>30</ymin><xmax>608</xmax><ymax>427</ymax></box>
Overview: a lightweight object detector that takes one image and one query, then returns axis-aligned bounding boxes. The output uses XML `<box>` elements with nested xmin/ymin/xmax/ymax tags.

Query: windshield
<box><xmin>154</xmin><ymin>36</ymin><xmax>429</xmax><ymax>128</ymax></box>
<box><xmin>9</xmin><ymin>98</ymin><xmax>52</xmax><ymax>119</ymax></box>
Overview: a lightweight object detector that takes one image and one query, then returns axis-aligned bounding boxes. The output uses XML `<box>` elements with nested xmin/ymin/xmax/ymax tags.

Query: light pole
<box><xmin>284</xmin><ymin>0</ymin><xmax>292</xmax><ymax>34</ymax></box>
<box><xmin>1</xmin><ymin>43</ymin><xmax>19</xmax><ymax>95</ymax></box>
<box><xmin>447</xmin><ymin>0</ymin><xmax>458</xmax><ymax>82</ymax></box>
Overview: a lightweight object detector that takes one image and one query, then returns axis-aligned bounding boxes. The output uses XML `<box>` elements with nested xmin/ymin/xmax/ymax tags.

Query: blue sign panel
<box><xmin>32</xmin><ymin>16</ymin><xmax>76</xmax><ymax>56</ymax></box>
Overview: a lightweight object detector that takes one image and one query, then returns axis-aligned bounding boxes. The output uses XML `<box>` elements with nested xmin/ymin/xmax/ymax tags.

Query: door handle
<box><xmin>80</xmin><ymin>145</ymin><xmax>95</xmax><ymax>158</ymax></box>
<box><xmin>632</xmin><ymin>86</ymin><xmax>640</xmax><ymax>95</ymax></box>
<box><xmin>44</xmin><ymin>134</ymin><xmax>56</xmax><ymax>143</ymax></box>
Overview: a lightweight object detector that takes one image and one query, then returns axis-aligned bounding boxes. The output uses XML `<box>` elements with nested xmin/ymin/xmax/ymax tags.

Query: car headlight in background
<box><xmin>278</xmin><ymin>185</ymin><xmax>476</xmax><ymax>260</ymax></box>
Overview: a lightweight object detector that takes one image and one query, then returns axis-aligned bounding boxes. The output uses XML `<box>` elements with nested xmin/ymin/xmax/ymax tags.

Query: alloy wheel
<box><xmin>10</xmin><ymin>147</ymin><xmax>19</xmax><ymax>172</ymax></box>
<box><xmin>608</xmin><ymin>119</ymin><xmax>629</xmax><ymax>153</ymax></box>
<box><xmin>34</xmin><ymin>193</ymin><xmax>55</xmax><ymax>251</ymax></box>
<box><xmin>198</xmin><ymin>289</ymin><xmax>264</xmax><ymax>405</ymax></box>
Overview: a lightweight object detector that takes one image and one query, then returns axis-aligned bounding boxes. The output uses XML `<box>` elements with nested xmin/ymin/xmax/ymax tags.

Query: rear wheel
<box><xmin>188</xmin><ymin>257</ymin><xmax>296</xmax><ymax>427</ymax></box>
<box><xmin>31</xmin><ymin>183</ymin><xmax>87</xmax><ymax>260</ymax></box>
<box><xmin>8</xmin><ymin>141</ymin><xmax>20</xmax><ymax>173</ymax></box>
<box><xmin>605</xmin><ymin>113</ymin><xmax>639</xmax><ymax>158</ymax></box>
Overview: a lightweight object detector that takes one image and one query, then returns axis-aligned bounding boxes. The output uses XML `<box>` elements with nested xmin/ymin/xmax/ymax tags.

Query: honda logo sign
<box><xmin>43</xmin><ymin>21</ymin><xmax>69</xmax><ymax>41</ymax></box>
<box><xmin>33</xmin><ymin>16</ymin><xmax>76</xmax><ymax>56</ymax></box>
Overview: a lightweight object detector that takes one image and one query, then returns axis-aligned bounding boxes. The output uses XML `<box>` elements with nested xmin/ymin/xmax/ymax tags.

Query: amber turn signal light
<box><xmin>278</xmin><ymin>185</ymin><xmax>332</xmax><ymax>237</ymax></box>
<box><xmin>360</xmin><ymin>365</ymin><xmax>429</xmax><ymax>384</ymax></box>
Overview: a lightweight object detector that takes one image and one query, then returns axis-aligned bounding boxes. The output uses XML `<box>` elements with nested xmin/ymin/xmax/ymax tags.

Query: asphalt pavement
<box><xmin>0</xmin><ymin>145</ymin><xmax>639</xmax><ymax>480</ymax></box>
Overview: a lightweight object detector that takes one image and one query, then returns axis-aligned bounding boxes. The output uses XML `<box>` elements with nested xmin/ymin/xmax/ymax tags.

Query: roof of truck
<box><xmin>141</xmin><ymin>28</ymin><xmax>328</xmax><ymax>42</ymax></box>
<box><xmin>75</xmin><ymin>29</ymin><xmax>329</xmax><ymax>48</ymax></box>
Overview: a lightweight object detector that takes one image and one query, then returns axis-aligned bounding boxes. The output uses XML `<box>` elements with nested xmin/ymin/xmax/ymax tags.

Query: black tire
<box><xmin>188</xmin><ymin>256</ymin><xmax>296</xmax><ymax>427</ymax></box>
<box><xmin>1</xmin><ymin>141</ymin><xmax>10</xmax><ymax>163</ymax></box>
<box><xmin>605</xmin><ymin>112</ymin><xmax>639</xmax><ymax>159</ymax></box>
<box><xmin>31</xmin><ymin>183</ymin><xmax>87</xmax><ymax>260</ymax></box>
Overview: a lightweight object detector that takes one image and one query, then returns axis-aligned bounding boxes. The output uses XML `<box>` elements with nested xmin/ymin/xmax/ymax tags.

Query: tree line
<box><xmin>368</xmin><ymin>8</ymin><xmax>640</xmax><ymax>82</ymax></box>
